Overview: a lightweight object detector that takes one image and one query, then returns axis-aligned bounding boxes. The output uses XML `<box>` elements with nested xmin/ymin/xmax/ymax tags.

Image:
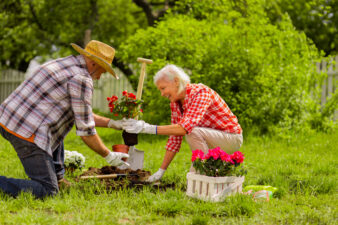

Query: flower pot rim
<box><xmin>113</xmin><ymin>144</ymin><xmax>129</xmax><ymax>147</ymax></box>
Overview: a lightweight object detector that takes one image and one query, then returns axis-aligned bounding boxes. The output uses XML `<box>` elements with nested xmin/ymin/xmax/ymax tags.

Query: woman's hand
<box><xmin>122</xmin><ymin>119</ymin><xmax>157</xmax><ymax>134</ymax></box>
<box><xmin>107</xmin><ymin>119</ymin><xmax>123</xmax><ymax>130</ymax></box>
<box><xmin>147</xmin><ymin>168</ymin><xmax>166</xmax><ymax>182</ymax></box>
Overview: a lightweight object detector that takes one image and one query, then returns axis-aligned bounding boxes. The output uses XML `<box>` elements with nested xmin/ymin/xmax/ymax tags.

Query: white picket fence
<box><xmin>0</xmin><ymin>69</ymin><xmax>26</xmax><ymax>104</ymax></box>
<box><xmin>91</xmin><ymin>71</ymin><xmax>135</xmax><ymax>112</ymax></box>
<box><xmin>316</xmin><ymin>56</ymin><xmax>338</xmax><ymax>120</ymax></box>
<box><xmin>0</xmin><ymin>69</ymin><xmax>135</xmax><ymax>113</ymax></box>
<box><xmin>0</xmin><ymin>57</ymin><xmax>337</xmax><ymax>117</ymax></box>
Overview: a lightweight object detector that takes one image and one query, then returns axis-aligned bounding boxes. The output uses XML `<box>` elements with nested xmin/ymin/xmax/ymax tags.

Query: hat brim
<box><xmin>71</xmin><ymin>43</ymin><xmax>119</xmax><ymax>79</ymax></box>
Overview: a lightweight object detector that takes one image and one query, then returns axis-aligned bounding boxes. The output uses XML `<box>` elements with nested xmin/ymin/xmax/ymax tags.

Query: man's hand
<box><xmin>107</xmin><ymin>119</ymin><xmax>123</xmax><ymax>130</ymax></box>
<box><xmin>147</xmin><ymin>168</ymin><xmax>166</xmax><ymax>182</ymax></box>
<box><xmin>105</xmin><ymin>152</ymin><xmax>130</xmax><ymax>167</ymax></box>
<box><xmin>122</xmin><ymin>119</ymin><xmax>157</xmax><ymax>134</ymax></box>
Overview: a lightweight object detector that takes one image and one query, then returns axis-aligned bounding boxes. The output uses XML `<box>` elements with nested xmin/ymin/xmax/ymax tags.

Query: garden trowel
<box><xmin>121</xmin><ymin>57</ymin><xmax>153</xmax><ymax>171</ymax></box>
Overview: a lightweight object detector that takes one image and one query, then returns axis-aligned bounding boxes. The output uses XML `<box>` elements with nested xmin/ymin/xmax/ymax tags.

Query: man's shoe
<box><xmin>58</xmin><ymin>178</ymin><xmax>71</xmax><ymax>189</ymax></box>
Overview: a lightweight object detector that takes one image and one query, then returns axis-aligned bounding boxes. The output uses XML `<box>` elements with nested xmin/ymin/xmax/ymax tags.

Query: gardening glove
<box><xmin>122</xmin><ymin>118</ymin><xmax>157</xmax><ymax>134</ymax></box>
<box><xmin>107</xmin><ymin>119</ymin><xmax>123</xmax><ymax>130</ymax></box>
<box><xmin>105</xmin><ymin>151</ymin><xmax>130</xmax><ymax>167</ymax></box>
<box><xmin>147</xmin><ymin>168</ymin><xmax>166</xmax><ymax>182</ymax></box>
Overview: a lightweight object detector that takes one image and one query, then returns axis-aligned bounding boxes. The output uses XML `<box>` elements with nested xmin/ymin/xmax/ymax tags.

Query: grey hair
<box><xmin>154</xmin><ymin>64</ymin><xmax>190</xmax><ymax>94</ymax></box>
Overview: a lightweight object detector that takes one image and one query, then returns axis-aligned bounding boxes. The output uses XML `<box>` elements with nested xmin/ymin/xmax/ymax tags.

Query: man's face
<box><xmin>86</xmin><ymin>58</ymin><xmax>106</xmax><ymax>80</ymax></box>
<box><xmin>89</xmin><ymin>64</ymin><xmax>106</xmax><ymax>80</ymax></box>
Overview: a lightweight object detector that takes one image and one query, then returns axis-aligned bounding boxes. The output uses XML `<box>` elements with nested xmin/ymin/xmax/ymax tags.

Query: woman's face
<box><xmin>156</xmin><ymin>77</ymin><xmax>181</xmax><ymax>103</ymax></box>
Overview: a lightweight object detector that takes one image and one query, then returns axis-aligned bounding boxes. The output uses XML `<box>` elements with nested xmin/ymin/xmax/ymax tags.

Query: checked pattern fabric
<box><xmin>0</xmin><ymin>55</ymin><xmax>96</xmax><ymax>156</ymax></box>
<box><xmin>166</xmin><ymin>83</ymin><xmax>242</xmax><ymax>152</ymax></box>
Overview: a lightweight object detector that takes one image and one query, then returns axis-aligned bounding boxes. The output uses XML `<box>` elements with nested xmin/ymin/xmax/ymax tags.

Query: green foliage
<box><xmin>120</xmin><ymin>0</ymin><xmax>323</xmax><ymax>133</ymax></box>
<box><xmin>264</xmin><ymin>0</ymin><xmax>337</xmax><ymax>56</ymax></box>
<box><xmin>0</xmin><ymin>0</ymin><xmax>146</xmax><ymax>70</ymax></box>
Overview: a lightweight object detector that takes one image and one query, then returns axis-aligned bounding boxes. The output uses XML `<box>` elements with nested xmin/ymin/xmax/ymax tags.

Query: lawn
<box><xmin>0</xmin><ymin>128</ymin><xmax>337</xmax><ymax>225</ymax></box>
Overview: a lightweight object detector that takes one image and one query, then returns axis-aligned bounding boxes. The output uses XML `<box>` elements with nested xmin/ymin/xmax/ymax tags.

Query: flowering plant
<box><xmin>64</xmin><ymin>150</ymin><xmax>85</xmax><ymax>171</ymax></box>
<box><xmin>191</xmin><ymin>147</ymin><xmax>246</xmax><ymax>177</ymax></box>
<box><xmin>107</xmin><ymin>90</ymin><xmax>143</xmax><ymax>118</ymax></box>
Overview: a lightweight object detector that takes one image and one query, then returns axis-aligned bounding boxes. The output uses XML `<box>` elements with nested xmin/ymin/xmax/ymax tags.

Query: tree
<box><xmin>264</xmin><ymin>0</ymin><xmax>337</xmax><ymax>56</ymax></box>
<box><xmin>132</xmin><ymin>0</ymin><xmax>178</xmax><ymax>26</ymax></box>
<box><xmin>0</xmin><ymin>0</ymin><xmax>148</xmax><ymax>75</ymax></box>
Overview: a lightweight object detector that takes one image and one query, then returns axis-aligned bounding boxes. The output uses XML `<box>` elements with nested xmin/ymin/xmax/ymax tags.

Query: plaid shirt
<box><xmin>0</xmin><ymin>55</ymin><xmax>96</xmax><ymax>156</ymax></box>
<box><xmin>166</xmin><ymin>83</ymin><xmax>242</xmax><ymax>152</ymax></box>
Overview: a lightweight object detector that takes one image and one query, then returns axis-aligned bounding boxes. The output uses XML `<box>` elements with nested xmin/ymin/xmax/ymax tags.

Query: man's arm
<box><xmin>93</xmin><ymin>113</ymin><xmax>123</xmax><ymax>130</ymax></box>
<box><xmin>81</xmin><ymin>134</ymin><xmax>110</xmax><ymax>157</ymax></box>
<box><xmin>93</xmin><ymin>113</ymin><xmax>110</xmax><ymax>127</ymax></box>
<box><xmin>81</xmin><ymin>134</ymin><xmax>129</xmax><ymax>167</ymax></box>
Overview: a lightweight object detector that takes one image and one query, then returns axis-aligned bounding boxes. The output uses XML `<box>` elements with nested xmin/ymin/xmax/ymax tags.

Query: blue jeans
<box><xmin>0</xmin><ymin>126</ymin><xmax>65</xmax><ymax>198</ymax></box>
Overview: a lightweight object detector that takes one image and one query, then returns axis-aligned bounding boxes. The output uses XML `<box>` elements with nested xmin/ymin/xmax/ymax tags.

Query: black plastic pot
<box><xmin>122</xmin><ymin>130</ymin><xmax>138</xmax><ymax>146</ymax></box>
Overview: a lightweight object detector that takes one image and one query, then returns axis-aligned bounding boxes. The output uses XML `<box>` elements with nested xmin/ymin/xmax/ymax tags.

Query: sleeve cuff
<box><xmin>76</xmin><ymin>128</ymin><xmax>97</xmax><ymax>136</ymax></box>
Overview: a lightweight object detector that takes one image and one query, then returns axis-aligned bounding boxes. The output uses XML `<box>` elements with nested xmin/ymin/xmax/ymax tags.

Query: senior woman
<box><xmin>122</xmin><ymin>65</ymin><xmax>243</xmax><ymax>182</ymax></box>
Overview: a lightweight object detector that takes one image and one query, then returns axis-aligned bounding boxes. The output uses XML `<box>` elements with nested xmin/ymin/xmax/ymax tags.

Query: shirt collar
<box><xmin>75</xmin><ymin>55</ymin><xmax>91</xmax><ymax>78</ymax></box>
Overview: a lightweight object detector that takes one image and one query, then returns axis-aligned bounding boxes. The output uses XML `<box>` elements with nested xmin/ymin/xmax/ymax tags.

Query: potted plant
<box><xmin>107</xmin><ymin>90</ymin><xmax>143</xmax><ymax>147</ymax></box>
<box><xmin>186</xmin><ymin>147</ymin><xmax>246</xmax><ymax>202</ymax></box>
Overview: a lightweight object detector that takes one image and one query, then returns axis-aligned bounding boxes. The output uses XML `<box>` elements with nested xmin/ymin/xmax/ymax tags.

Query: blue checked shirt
<box><xmin>0</xmin><ymin>55</ymin><xmax>96</xmax><ymax>156</ymax></box>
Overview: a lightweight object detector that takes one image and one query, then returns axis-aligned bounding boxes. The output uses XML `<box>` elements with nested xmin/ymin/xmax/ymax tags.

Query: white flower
<box><xmin>64</xmin><ymin>150</ymin><xmax>85</xmax><ymax>170</ymax></box>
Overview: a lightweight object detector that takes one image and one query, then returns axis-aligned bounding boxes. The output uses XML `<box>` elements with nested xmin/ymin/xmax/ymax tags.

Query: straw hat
<box><xmin>71</xmin><ymin>40</ymin><xmax>118</xmax><ymax>79</ymax></box>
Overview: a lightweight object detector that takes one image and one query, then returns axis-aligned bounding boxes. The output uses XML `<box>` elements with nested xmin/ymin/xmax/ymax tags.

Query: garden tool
<box><xmin>80</xmin><ymin>174</ymin><xmax>138</xmax><ymax>180</ymax></box>
<box><xmin>125</xmin><ymin>57</ymin><xmax>153</xmax><ymax>171</ymax></box>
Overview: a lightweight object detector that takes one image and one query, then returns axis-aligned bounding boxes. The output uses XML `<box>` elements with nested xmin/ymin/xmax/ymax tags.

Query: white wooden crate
<box><xmin>186</xmin><ymin>172</ymin><xmax>244</xmax><ymax>202</ymax></box>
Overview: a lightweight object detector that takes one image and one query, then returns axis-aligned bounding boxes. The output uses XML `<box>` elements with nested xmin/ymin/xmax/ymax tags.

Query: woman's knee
<box><xmin>186</xmin><ymin>127</ymin><xmax>204</xmax><ymax>142</ymax></box>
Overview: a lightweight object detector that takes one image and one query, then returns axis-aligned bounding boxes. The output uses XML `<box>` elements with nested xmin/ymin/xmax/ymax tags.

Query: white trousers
<box><xmin>185</xmin><ymin>127</ymin><xmax>243</xmax><ymax>172</ymax></box>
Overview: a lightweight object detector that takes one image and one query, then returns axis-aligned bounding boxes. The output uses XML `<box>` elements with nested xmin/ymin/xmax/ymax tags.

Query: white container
<box><xmin>186</xmin><ymin>172</ymin><xmax>244</xmax><ymax>202</ymax></box>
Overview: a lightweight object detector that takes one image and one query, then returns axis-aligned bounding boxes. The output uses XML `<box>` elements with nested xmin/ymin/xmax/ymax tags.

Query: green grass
<box><xmin>0</xmin><ymin>128</ymin><xmax>337</xmax><ymax>224</ymax></box>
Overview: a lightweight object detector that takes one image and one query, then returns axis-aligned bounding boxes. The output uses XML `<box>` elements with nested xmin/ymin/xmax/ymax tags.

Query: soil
<box><xmin>77</xmin><ymin>166</ymin><xmax>177</xmax><ymax>191</ymax></box>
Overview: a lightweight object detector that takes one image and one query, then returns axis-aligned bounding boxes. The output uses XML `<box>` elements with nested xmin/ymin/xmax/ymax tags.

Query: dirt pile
<box><xmin>78</xmin><ymin>166</ymin><xmax>152</xmax><ymax>190</ymax></box>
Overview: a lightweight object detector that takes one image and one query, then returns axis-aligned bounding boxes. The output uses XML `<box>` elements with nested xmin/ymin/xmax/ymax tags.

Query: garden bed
<box><xmin>77</xmin><ymin>166</ymin><xmax>177</xmax><ymax>191</ymax></box>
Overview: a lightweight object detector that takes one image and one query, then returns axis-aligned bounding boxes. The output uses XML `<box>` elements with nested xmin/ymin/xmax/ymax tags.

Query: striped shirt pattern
<box><xmin>166</xmin><ymin>83</ymin><xmax>242</xmax><ymax>152</ymax></box>
<box><xmin>0</xmin><ymin>55</ymin><xmax>96</xmax><ymax>156</ymax></box>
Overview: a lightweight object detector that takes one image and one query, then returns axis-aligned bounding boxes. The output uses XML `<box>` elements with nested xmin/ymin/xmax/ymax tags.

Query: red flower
<box><xmin>128</xmin><ymin>93</ymin><xmax>136</xmax><ymax>99</ymax></box>
<box><xmin>109</xmin><ymin>103</ymin><xmax>115</xmax><ymax>109</ymax></box>
<box><xmin>220</xmin><ymin>151</ymin><xmax>234</xmax><ymax>164</ymax></box>
<box><xmin>231</xmin><ymin>151</ymin><xmax>244</xmax><ymax>164</ymax></box>
<box><xmin>140</xmin><ymin>109</ymin><xmax>143</xmax><ymax>113</ymax></box>
<box><xmin>114</xmin><ymin>113</ymin><xmax>119</xmax><ymax>117</ymax></box>
<box><xmin>207</xmin><ymin>147</ymin><xmax>222</xmax><ymax>160</ymax></box>
<box><xmin>107</xmin><ymin>95</ymin><xmax>118</xmax><ymax>103</ymax></box>
<box><xmin>191</xmin><ymin>149</ymin><xmax>205</xmax><ymax>162</ymax></box>
<box><xmin>122</xmin><ymin>90</ymin><xmax>128</xmax><ymax>96</ymax></box>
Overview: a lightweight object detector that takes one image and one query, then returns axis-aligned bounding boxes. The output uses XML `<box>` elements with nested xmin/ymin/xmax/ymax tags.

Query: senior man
<box><xmin>0</xmin><ymin>40</ymin><xmax>127</xmax><ymax>198</ymax></box>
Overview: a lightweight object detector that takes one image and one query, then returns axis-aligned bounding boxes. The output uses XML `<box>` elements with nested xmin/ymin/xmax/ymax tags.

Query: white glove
<box><xmin>122</xmin><ymin>118</ymin><xmax>157</xmax><ymax>134</ymax></box>
<box><xmin>104</xmin><ymin>152</ymin><xmax>130</xmax><ymax>167</ymax></box>
<box><xmin>107</xmin><ymin>119</ymin><xmax>123</xmax><ymax>130</ymax></box>
<box><xmin>147</xmin><ymin>168</ymin><xmax>166</xmax><ymax>182</ymax></box>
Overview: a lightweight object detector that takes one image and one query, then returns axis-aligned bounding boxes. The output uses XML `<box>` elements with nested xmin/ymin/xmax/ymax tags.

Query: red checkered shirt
<box><xmin>165</xmin><ymin>83</ymin><xmax>242</xmax><ymax>152</ymax></box>
<box><xmin>0</xmin><ymin>55</ymin><xmax>96</xmax><ymax>156</ymax></box>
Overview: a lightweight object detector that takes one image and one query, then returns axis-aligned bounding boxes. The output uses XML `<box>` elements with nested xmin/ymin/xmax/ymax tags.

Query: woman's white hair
<box><xmin>154</xmin><ymin>64</ymin><xmax>190</xmax><ymax>94</ymax></box>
